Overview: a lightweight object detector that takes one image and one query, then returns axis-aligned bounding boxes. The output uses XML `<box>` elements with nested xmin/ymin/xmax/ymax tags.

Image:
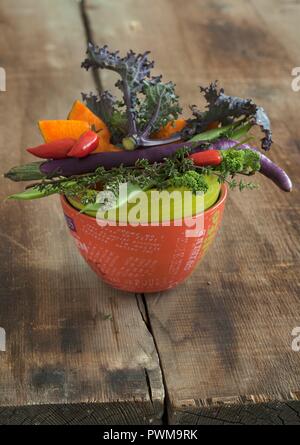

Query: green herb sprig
<box><xmin>19</xmin><ymin>147</ymin><xmax>260</xmax><ymax>205</ymax></box>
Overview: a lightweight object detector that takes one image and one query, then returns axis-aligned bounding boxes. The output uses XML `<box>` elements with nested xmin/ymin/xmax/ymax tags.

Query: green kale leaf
<box><xmin>138</xmin><ymin>81</ymin><xmax>182</xmax><ymax>133</ymax></box>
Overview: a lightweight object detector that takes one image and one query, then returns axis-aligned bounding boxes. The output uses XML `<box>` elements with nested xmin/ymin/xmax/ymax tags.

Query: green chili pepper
<box><xmin>8</xmin><ymin>187</ymin><xmax>57</xmax><ymax>200</ymax></box>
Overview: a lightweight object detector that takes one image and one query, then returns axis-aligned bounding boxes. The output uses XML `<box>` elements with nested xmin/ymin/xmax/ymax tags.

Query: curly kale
<box><xmin>184</xmin><ymin>81</ymin><xmax>272</xmax><ymax>150</ymax></box>
<box><xmin>82</xmin><ymin>44</ymin><xmax>182</xmax><ymax>148</ymax></box>
<box><xmin>209</xmin><ymin>149</ymin><xmax>260</xmax><ymax>190</ymax></box>
<box><xmin>221</xmin><ymin>149</ymin><xmax>260</xmax><ymax>174</ymax></box>
<box><xmin>82</xmin><ymin>45</ymin><xmax>158</xmax><ymax>89</ymax></box>
<box><xmin>169</xmin><ymin>170</ymin><xmax>209</xmax><ymax>194</ymax></box>
<box><xmin>81</xmin><ymin>45</ymin><xmax>272</xmax><ymax>152</ymax></box>
<box><xmin>138</xmin><ymin>81</ymin><xmax>182</xmax><ymax>133</ymax></box>
<box><xmin>81</xmin><ymin>91</ymin><xmax>116</xmax><ymax>124</ymax></box>
<box><xmin>81</xmin><ymin>91</ymin><xmax>128</xmax><ymax>144</ymax></box>
<box><xmin>82</xmin><ymin>45</ymin><xmax>159</xmax><ymax>136</ymax></box>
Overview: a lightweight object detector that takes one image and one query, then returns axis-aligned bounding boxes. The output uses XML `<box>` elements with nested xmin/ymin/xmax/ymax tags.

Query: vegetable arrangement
<box><xmin>4</xmin><ymin>44</ymin><xmax>292</xmax><ymax>211</ymax></box>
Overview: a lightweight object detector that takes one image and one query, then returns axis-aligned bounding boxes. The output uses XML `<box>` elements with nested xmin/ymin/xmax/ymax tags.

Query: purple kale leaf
<box><xmin>184</xmin><ymin>81</ymin><xmax>272</xmax><ymax>150</ymax></box>
<box><xmin>82</xmin><ymin>44</ymin><xmax>159</xmax><ymax>95</ymax></box>
<box><xmin>81</xmin><ymin>91</ymin><xmax>128</xmax><ymax>144</ymax></box>
<box><xmin>82</xmin><ymin>44</ymin><xmax>182</xmax><ymax>148</ymax></box>
<box><xmin>81</xmin><ymin>91</ymin><xmax>116</xmax><ymax>124</ymax></box>
<box><xmin>82</xmin><ymin>44</ymin><xmax>160</xmax><ymax>137</ymax></box>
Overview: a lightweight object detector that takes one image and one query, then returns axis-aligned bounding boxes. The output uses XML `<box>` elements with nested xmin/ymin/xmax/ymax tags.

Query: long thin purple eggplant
<box><xmin>5</xmin><ymin>141</ymin><xmax>204</xmax><ymax>181</ymax></box>
<box><xmin>210</xmin><ymin>139</ymin><xmax>292</xmax><ymax>192</ymax></box>
<box><xmin>3</xmin><ymin>125</ymin><xmax>246</xmax><ymax>181</ymax></box>
<box><xmin>40</xmin><ymin>141</ymin><xmax>204</xmax><ymax>176</ymax></box>
<box><xmin>5</xmin><ymin>138</ymin><xmax>292</xmax><ymax>192</ymax></box>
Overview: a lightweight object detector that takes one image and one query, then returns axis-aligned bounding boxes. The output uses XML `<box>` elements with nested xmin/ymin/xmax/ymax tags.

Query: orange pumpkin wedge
<box><xmin>68</xmin><ymin>100</ymin><xmax>115</xmax><ymax>152</ymax></box>
<box><xmin>39</xmin><ymin>120</ymin><xmax>90</xmax><ymax>143</ymax></box>
<box><xmin>152</xmin><ymin>118</ymin><xmax>187</xmax><ymax>139</ymax></box>
<box><xmin>68</xmin><ymin>100</ymin><xmax>107</xmax><ymax>132</ymax></box>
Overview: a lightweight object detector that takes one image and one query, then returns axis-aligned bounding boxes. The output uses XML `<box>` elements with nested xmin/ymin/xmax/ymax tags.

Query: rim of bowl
<box><xmin>61</xmin><ymin>184</ymin><xmax>228</xmax><ymax>225</ymax></box>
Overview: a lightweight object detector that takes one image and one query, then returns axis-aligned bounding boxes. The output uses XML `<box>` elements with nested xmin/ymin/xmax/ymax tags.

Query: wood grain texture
<box><xmin>1</xmin><ymin>0</ymin><xmax>300</xmax><ymax>425</ymax></box>
<box><xmin>0</xmin><ymin>0</ymin><xmax>164</xmax><ymax>425</ymax></box>
<box><xmin>86</xmin><ymin>0</ymin><xmax>300</xmax><ymax>424</ymax></box>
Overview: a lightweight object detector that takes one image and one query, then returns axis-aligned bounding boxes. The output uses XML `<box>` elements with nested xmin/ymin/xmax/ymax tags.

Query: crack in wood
<box><xmin>135</xmin><ymin>294</ymin><xmax>165</xmax><ymax>415</ymax></box>
<box><xmin>76</xmin><ymin>0</ymin><xmax>300</xmax><ymax>425</ymax></box>
<box><xmin>285</xmin><ymin>403</ymin><xmax>300</xmax><ymax>422</ymax></box>
<box><xmin>136</xmin><ymin>294</ymin><xmax>168</xmax><ymax>424</ymax></box>
<box><xmin>175</xmin><ymin>408</ymin><xmax>246</xmax><ymax>425</ymax></box>
<box><xmin>78</xmin><ymin>1</ymin><xmax>168</xmax><ymax>413</ymax></box>
<box><xmin>143</xmin><ymin>368</ymin><xmax>153</xmax><ymax>406</ymax></box>
<box><xmin>79</xmin><ymin>0</ymin><xmax>104</xmax><ymax>94</ymax></box>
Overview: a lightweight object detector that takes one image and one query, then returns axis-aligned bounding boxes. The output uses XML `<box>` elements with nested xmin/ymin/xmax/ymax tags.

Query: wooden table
<box><xmin>0</xmin><ymin>0</ymin><xmax>300</xmax><ymax>425</ymax></box>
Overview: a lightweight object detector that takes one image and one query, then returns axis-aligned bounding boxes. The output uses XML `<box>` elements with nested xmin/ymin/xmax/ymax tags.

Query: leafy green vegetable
<box><xmin>82</xmin><ymin>44</ymin><xmax>182</xmax><ymax>148</ymax></box>
<box><xmin>82</xmin><ymin>91</ymin><xmax>116</xmax><ymax>124</ymax></box>
<box><xmin>184</xmin><ymin>81</ymin><xmax>272</xmax><ymax>150</ymax></box>
<box><xmin>210</xmin><ymin>148</ymin><xmax>260</xmax><ymax>190</ymax></box>
<box><xmin>221</xmin><ymin>149</ymin><xmax>260</xmax><ymax>174</ymax></box>
<box><xmin>169</xmin><ymin>170</ymin><xmax>209</xmax><ymax>194</ymax></box>
<box><xmin>82</xmin><ymin>44</ymin><xmax>159</xmax><ymax>138</ymax></box>
<box><xmin>108</xmin><ymin>110</ymin><xmax>128</xmax><ymax>144</ymax></box>
<box><xmin>82</xmin><ymin>91</ymin><xmax>128</xmax><ymax>144</ymax></box>
<box><xmin>81</xmin><ymin>45</ymin><xmax>271</xmax><ymax>151</ymax></box>
<box><xmin>138</xmin><ymin>81</ymin><xmax>182</xmax><ymax>133</ymax></box>
<box><xmin>9</xmin><ymin>148</ymin><xmax>260</xmax><ymax>204</ymax></box>
<box><xmin>82</xmin><ymin>45</ymin><xmax>159</xmax><ymax>98</ymax></box>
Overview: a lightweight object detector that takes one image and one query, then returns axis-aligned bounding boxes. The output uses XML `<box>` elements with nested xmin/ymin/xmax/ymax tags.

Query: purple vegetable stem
<box><xmin>210</xmin><ymin>139</ymin><xmax>292</xmax><ymax>192</ymax></box>
<box><xmin>40</xmin><ymin>138</ymin><xmax>292</xmax><ymax>192</ymax></box>
<box><xmin>40</xmin><ymin>141</ymin><xmax>206</xmax><ymax>177</ymax></box>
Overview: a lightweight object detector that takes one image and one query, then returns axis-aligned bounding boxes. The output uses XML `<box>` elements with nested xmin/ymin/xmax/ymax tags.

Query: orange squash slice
<box><xmin>152</xmin><ymin>118</ymin><xmax>186</xmax><ymax>139</ymax></box>
<box><xmin>68</xmin><ymin>100</ymin><xmax>113</xmax><ymax>151</ymax></box>
<box><xmin>39</xmin><ymin>120</ymin><xmax>90</xmax><ymax>143</ymax></box>
<box><xmin>68</xmin><ymin>100</ymin><xmax>107</xmax><ymax>132</ymax></box>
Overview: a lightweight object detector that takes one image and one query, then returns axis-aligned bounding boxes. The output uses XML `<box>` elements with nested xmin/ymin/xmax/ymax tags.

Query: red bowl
<box><xmin>61</xmin><ymin>185</ymin><xmax>227</xmax><ymax>293</ymax></box>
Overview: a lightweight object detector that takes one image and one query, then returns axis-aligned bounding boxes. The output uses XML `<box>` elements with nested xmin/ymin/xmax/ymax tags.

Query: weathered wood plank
<box><xmin>86</xmin><ymin>0</ymin><xmax>300</xmax><ymax>424</ymax></box>
<box><xmin>0</xmin><ymin>0</ymin><xmax>164</xmax><ymax>425</ymax></box>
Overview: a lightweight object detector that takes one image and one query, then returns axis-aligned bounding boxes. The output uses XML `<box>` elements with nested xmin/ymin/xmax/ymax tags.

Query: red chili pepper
<box><xmin>26</xmin><ymin>138</ymin><xmax>75</xmax><ymax>159</ymax></box>
<box><xmin>67</xmin><ymin>130</ymin><xmax>99</xmax><ymax>158</ymax></box>
<box><xmin>189</xmin><ymin>150</ymin><xmax>222</xmax><ymax>167</ymax></box>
